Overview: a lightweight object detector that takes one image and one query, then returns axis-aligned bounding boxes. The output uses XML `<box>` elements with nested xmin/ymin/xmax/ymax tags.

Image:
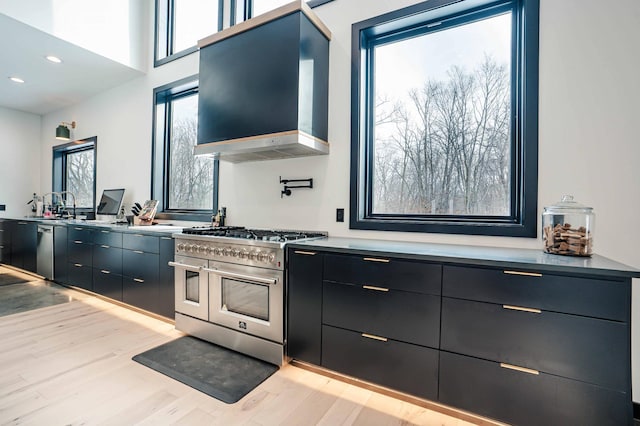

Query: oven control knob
<box><xmin>258</xmin><ymin>252</ymin><xmax>268</xmax><ymax>262</ymax></box>
<box><xmin>231</xmin><ymin>249</ymin><xmax>240</xmax><ymax>257</ymax></box>
<box><xmin>214</xmin><ymin>247</ymin><xmax>223</xmax><ymax>256</ymax></box>
<box><xmin>267</xmin><ymin>253</ymin><xmax>276</xmax><ymax>263</ymax></box>
<box><xmin>199</xmin><ymin>245</ymin><xmax>207</xmax><ymax>254</ymax></box>
<box><xmin>249</xmin><ymin>251</ymin><xmax>259</xmax><ymax>261</ymax></box>
<box><xmin>223</xmin><ymin>247</ymin><xmax>231</xmax><ymax>256</ymax></box>
<box><xmin>183</xmin><ymin>244</ymin><xmax>191</xmax><ymax>253</ymax></box>
<box><xmin>177</xmin><ymin>243</ymin><xmax>185</xmax><ymax>251</ymax></box>
<box><xmin>240</xmin><ymin>250</ymin><xmax>249</xmax><ymax>259</ymax></box>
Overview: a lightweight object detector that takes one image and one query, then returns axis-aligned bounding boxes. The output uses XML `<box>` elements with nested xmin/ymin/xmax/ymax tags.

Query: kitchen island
<box><xmin>286</xmin><ymin>237</ymin><xmax>640</xmax><ymax>426</ymax></box>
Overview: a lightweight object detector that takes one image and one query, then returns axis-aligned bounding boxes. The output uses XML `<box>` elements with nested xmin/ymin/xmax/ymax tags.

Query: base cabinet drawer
<box><xmin>324</xmin><ymin>254</ymin><xmax>441</xmax><ymax>295</ymax></box>
<box><xmin>323</xmin><ymin>281</ymin><xmax>440</xmax><ymax>348</ymax></box>
<box><xmin>439</xmin><ymin>351</ymin><xmax>631</xmax><ymax>426</ymax></box>
<box><xmin>322</xmin><ymin>325</ymin><xmax>438</xmax><ymax>400</ymax></box>
<box><xmin>123</xmin><ymin>276</ymin><xmax>157</xmax><ymax>313</ymax></box>
<box><xmin>67</xmin><ymin>263</ymin><xmax>92</xmax><ymax>290</ymax></box>
<box><xmin>123</xmin><ymin>251</ymin><xmax>159</xmax><ymax>283</ymax></box>
<box><xmin>123</xmin><ymin>233</ymin><xmax>159</xmax><ymax>254</ymax></box>
<box><xmin>93</xmin><ymin>269</ymin><xmax>123</xmax><ymax>301</ymax></box>
<box><xmin>441</xmin><ymin>297</ymin><xmax>629</xmax><ymax>390</ymax></box>
<box><xmin>443</xmin><ymin>265</ymin><xmax>629</xmax><ymax>321</ymax></box>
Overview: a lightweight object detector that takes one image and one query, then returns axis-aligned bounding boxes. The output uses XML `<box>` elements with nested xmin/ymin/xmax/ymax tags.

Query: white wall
<box><xmin>38</xmin><ymin>0</ymin><xmax>640</xmax><ymax>397</ymax></box>
<box><xmin>0</xmin><ymin>0</ymin><xmax>148</xmax><ymax>71</ymax></box>
<box><xmin>0</xmin><ymin>107</ymin><xmax>41</xmax><ymax>218</ymax></box>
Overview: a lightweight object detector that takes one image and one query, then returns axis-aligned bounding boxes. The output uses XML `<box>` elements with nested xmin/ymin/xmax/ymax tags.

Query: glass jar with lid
<box><xmin>542</xmin><ymin>195</ymin><xmax>595</xmax><ymax>256</ymax></box>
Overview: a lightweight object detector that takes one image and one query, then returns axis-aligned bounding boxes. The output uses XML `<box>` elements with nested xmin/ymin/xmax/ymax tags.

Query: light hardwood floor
<box><xmin>0</xmin><ymin>273</ymin><xmax>501</xmax><ymax>426</ymax></box>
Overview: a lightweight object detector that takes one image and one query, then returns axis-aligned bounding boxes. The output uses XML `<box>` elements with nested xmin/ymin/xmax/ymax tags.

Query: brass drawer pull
<box><xmin>503</xmin><ymin>270</ymin><xmax>542</xmax><ymax>277</ymax></box>
<box><xmin>101</xmin><ymin>230</ymin><xmax>110</xmax><ymax>234</ymax></box>
<box><xmin>363</xmin><ymin>285</ymin><xmax>389</xmax><ymax>292</ymax></box>
<box><xmin>101</xmin><ymin>270</ymin><xmax>111</xmax><ymax>274</ymax></box>
<box><xmin>503</xmin><ymin>305</ymin><xmax>541</xmax><ymax>314</ymax></box>
<box><xmin>363</xmin><ymin>257</ymin><xmax>390</xmax><ymax>263</ymax></box>
<box><xmin>161</xmin><ymin>236</ymin><xmax>172</xmax><ymax>240</ymax></box>
<box><xmin>133</xmin><ymin>250</ymin><xmax>144</xmax><ymax>254</ymax></box>
<box><xmin>294</xmin><ymin>250</ymin><xmax>317</xmax><ymax>256</ymax></box>
<box><xmin>101</xmin><ymin>245</ymin><xmax>110</xmax><ymax>249</ymax></box>
<box><xmin>134</xmin><ymin>234</ymin><xmax>144</xmax><ymax>237</ymax></box>
<box><xmin>133</xmin><ymin>278</ymin><xmax>145</xmax><ymax>283</ymax></box>
<box><xmin>362</xmin><ymin>333</ymin><xmax>388</xmax><ymax>342</ymax></box>
<box><xmin>74</xmin><ymin>263</ymin><xmax>83</xmax><ymax>267</ymax></box>
<box><xmin>74</xmin><ymin>240</ymin><xmax>83</xmax><ymax>244</ymax></box>
<box><xmin>500</xmin><ymin>363</ymin><xmax>539</xmax><ymax>375</ymax></box>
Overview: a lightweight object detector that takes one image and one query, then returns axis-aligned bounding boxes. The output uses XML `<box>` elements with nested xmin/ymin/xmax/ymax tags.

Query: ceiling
<box><xmin>0</xmin><ymin>13</ymin><xmax>144</xmax><ymax>116</ymax></box>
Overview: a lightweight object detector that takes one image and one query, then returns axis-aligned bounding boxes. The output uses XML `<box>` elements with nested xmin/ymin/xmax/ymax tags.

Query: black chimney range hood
<box><xmin>195</xmin><ymin>1</ymin><xmax>331</xmax><ymax>163</ymax></box>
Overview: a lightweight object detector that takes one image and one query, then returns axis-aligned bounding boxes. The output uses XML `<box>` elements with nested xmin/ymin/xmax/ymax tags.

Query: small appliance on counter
<box><xmin>542</xmin><ymin>195</ymin><xmax>594</xmax><ymax>257</ymax></box>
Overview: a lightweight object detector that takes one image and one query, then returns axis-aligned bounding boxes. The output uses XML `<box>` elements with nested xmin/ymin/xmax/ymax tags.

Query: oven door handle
<box><xmin>168</xmin><ymin>261</ymin><xmax>203</xmax><ymax>273</ymax></box>
<box><xmin>202</xmin><ymin>267</ymin><xmax>278</xmax><ymax>286</ymax></box>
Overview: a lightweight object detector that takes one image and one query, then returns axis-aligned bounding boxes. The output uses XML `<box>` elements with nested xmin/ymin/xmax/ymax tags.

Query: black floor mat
<box><xmin>132</xmin><ymin>336</ymin><xmax>278</xmax><ymax>404</ymax></box>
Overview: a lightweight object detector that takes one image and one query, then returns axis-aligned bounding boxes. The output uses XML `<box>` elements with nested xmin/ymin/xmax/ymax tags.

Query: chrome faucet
<box><xmin>59</xmin><ymin>191</ymin><xmax>77</xmax><ymax>219</ymax></box>
<box><xmin>40</xmin><ymin>191</ymin><xmax>76</xmax><ymax>218</ymax></box>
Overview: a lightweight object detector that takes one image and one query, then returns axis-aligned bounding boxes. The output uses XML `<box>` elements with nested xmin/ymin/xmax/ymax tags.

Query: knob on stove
<box><xmin>214</xmin><ymin>247</ymin><xmax>223</xmax><ymax>256</ymax></box>
<box><xmin>240</xmin><ymin>250</ymin><xmax>249</xmax><ymax>259</ymax></box>
<box><xmin>177</xmin><ymin>243</ymin><xmax>185</xmax><ymax>251</ymax></box>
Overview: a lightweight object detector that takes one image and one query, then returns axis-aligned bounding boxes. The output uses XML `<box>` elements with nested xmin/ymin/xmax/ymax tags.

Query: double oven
<box><xmin>169</xmin><ymin>227</ymin><xmax>325</xmax><ymax>366</ymax></box>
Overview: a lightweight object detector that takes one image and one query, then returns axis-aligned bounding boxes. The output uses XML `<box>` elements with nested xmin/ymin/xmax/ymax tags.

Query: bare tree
<box><xmin>372</xmin><ymin>56</ymin><xmax>510</xmax><ymax>216</ymax></box>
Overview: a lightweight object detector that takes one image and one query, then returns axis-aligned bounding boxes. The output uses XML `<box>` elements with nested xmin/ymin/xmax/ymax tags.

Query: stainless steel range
<box><xmin>169</xmin><ymin>226</ymin><xmax>327</xmax><ymax>366</ymax></box>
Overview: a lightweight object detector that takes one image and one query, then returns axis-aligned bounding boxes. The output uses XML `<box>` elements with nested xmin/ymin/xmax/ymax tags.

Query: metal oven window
<box><xmin>221</xmin><ymin>278</ymin><xmax>269</xmax><ymax>321</ymax></box>
<box><xmin>185</xmin><ymin>270</ymin><xmax>200</xmax><ymax>303</ymax></box>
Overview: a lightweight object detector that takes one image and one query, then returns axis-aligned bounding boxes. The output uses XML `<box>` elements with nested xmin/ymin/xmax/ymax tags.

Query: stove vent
<box><xmin>195</xmin><ymin>1</ymin><xmax>331</xmax><ymax>163</ymax></box>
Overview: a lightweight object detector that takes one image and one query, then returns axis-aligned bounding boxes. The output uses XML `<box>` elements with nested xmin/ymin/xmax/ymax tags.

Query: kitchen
<box><xmin>1</xmin><ymin>0</ymin><xmax>640</xmax><ymax>424</ymax></box>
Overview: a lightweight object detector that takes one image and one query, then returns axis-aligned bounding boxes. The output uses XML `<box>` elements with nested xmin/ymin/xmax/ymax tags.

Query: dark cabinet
<box><xmin>67</xmin><ymin>226</ymin><xmax>93</xmax><ymax>290</ymax></box>
<box><xmin>285</xmin><ymin>243</ymin><xmax>635</xmax><ymax>426</ymax></box>
<box><xmin>93</xmin><ymin>268</ymin><xmax>122</xmax><ymax>301</ymax></box>
<box><xmin>439</xmin><ymin>351</ymin><xmax>630</xmax><ymax>426</ymax></box>
<box><xmin>286</xmin><ymin>248</ymin><xmax>323</xmax><ymax>365</ymax></box>
<box><xmin>322</xmin><ymin>325</ymin><xmax>439</xmax><ymax>401</ymax></box>
<box><xmin>157</xmin><ymin>236</ymin><xmax>175</xmax><ymax>319</ymax></box>
<box><xmin>122</xmin><ymin>239</ymin><xmax>160</xmax><ymax>314</ymax></box>
<box><xmin>53</xmin><ymin>225</ymin><xmax>67</xmax><ymax>284</ymax></box>
<box><xmin>11</xmin><ymin>221</ymin><xmax>37</xmax><ymax>272</ymax></box>
<box><xmin>441</xmin><ymin>297</ymin><xmax>629</xmax><ymax>390</ymax></box>
<box><xmin>0</xmin><ymin>219</ymin><xmax>12</xmax><ymax>264</ymax></box>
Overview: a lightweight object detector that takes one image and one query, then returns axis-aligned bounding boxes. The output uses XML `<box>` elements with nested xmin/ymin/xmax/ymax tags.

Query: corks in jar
<box><xmin>543</xmin><ymin>223</ymin><xmax>592</xmax><ymax>257</ymax></box>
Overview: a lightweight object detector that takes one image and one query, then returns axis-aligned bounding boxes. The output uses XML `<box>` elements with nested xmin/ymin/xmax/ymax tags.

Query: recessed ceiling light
<box><xmin>46</xmin><ymin>55</ymin><xmax>62</xmax><ymax>63</ymax></box>
<box><xmin>9</xmin><ymin>77</ymin><xmax>25</xmax><ymax>83</ymax></box>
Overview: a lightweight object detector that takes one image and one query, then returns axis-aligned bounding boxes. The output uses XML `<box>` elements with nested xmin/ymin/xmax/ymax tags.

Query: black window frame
<box><xmin>151</xmin><ymin>75</ymin><xmax>220</xmax><ymax>221</ymax></box>
<box><xmin>52</xmin><ymin>136</ymin><xmax>97</xmax><ymax>214</ymax></box>
<box><xmin>350</xmin><ymin>0</ymin><xmax>539</xmax><ymax>237</ymax></box>
<box><xmin>154</xmin><ymin>0</ymin><xmax>223</xmax><ymax>67</ymax></box>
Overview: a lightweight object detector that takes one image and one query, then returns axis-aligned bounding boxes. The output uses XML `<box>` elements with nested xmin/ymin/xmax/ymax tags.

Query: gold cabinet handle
<box><xmin>161</xmin><ymin>236</ymin><xmax>172</xmax><ymax>240</ymax></box>
<box><xmin>134</xmin><ymin>234</ymin><xmax>144</xmax><ymax>237</ymax></box>
<box><xmin>133</xmin><ymin>250</ymin><xmax>144</xmax><ymax>254</ymax></box>
<box><xmin>101</xmin><ymin>230</ymin><xmax>110</xmax><ymax>234</ymax></box>
<box><xmin>503</xmin><ymin>270</ymin><xmax>542</xmax><ymax>277</ymax></box>
<box><xmin>362</xmin><ymin>333</ymin><xmax>388</xmax><ymax>342</ymax></box>
<box><xmin>74</xmin><ymin>263</ymin><xmax>83</xmax><ymax>267</ymax></box>
<box><xmin>500</xmin><ymin>363</ymin><xmax>539</xmax><ymax>375</ymax></box>
<box><xmin>101</xmin><ymin>245</ymin><xmax>110</xmax><ymax>249</ymax></box>
<box><xmin>74</xmin><ymin>240</ymin><xmax>83</xmax><ymax>244</ymax></box>
<box><xmin>101</xmin><ymin>270</ymin><xmax>111</xmax><ymax>274</ymax></box>
<box><xmin>363</xmin><ymin>257</ymin><xmax>390</xmax><ymax>263</ymax></box>
<box><xmin>503</xmin><ymin>305</ymin><xmax>541</xmax><ymax>314</ymax></box>
<box><xmin>133</xmin><ymin>278</ymin><xmax>144</xmax><ymax>283</ymax></box>
<box><xmin>362</xmin><ymin>285</ymin><xmax>389</xmax><ymax>292</ymax></box>
<box><xmin>294</xmin><ymin>250</ymin><xmax>316</xmax><ymax>256</ymax></box>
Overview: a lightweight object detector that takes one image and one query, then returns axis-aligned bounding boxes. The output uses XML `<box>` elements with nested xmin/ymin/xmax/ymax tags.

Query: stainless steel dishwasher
<box><xmin>37</xmin><ymin>224</ymin><xmax>54</xmax><ymax>280</ymax></box>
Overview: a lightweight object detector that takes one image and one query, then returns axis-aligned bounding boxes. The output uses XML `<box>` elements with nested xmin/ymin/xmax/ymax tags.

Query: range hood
<box><xmin>195</xmin><ymin>1</ymin><xmax>331</xmax><ymax>163</ymax></box>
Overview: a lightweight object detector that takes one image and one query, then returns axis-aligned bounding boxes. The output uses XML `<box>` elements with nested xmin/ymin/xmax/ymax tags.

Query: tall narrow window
<box><xmin>52</xmin><ymin>137</ymin><xmax>97</xmax><ymax>212</ymax></box>
<box><xmin>351</xmin><ymin>0</ymin><xmax>539</xmax><ymax>237</ymax></box>
<box><xmin>155</xmin><ymin>0</ymin><xmax>222</xmax><ymax>66</ymax></box>
<box><xmin>152</xmin><ymin>76</ymin><xmax>219</xmax><ymax>219</ymax></box>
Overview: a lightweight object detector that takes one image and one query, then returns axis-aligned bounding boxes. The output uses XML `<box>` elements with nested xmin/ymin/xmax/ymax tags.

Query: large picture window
<box><xmin>351</xmin><ymin>0</ymin><xmax>539</xmax><ymax>237</ymax></box>
<box><xmin>152</xmin><ymin>76</ymin><xmax>219</xmax><ymax>219</ymax></box>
